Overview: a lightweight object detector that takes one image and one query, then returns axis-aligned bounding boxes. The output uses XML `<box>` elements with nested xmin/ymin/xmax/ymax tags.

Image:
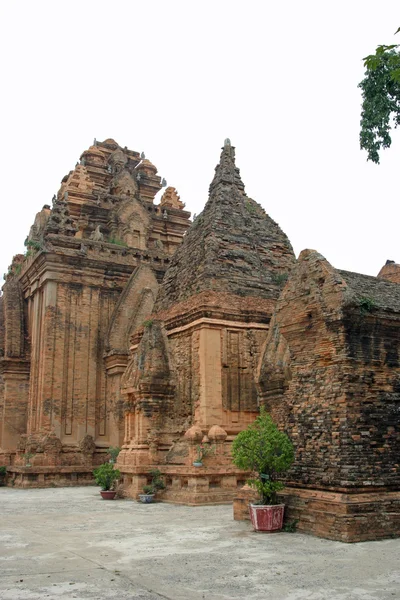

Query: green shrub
<box><xmin>108</xmin><ymin>238</ymin><xmax>128</xmax><ymax>247</ymax></box>
<box><xmin>231</xmin><ymin>408</ymin><xmax>294</xmax><ymax>505</ymax></box>
<box><xmin>143</xmin><ymin>469</ymin><xmax>165</xmax><ymax>495</ymax></box>
<box><xmin>359</xmin><ymin>296</ymin><xmax>376</xmax><ymax>315</ymax></box>
<box><xmin>93</xmin><ymin>462</ymin><xmax>120</xmax><ymax>491</ymax></box>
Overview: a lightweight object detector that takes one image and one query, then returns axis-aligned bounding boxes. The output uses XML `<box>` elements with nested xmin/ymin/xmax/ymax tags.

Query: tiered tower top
<box><xmin>154</xmin><ymin>140</ymin><xmax>296</xmax><ymax>315</ymax></box>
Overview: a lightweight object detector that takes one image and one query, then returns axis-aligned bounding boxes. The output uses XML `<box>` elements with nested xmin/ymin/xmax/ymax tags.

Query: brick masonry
<box><xmin>0</xmin><ymin>139</ymin><xmax>190</xmax><ymax>483</ymax></box>
<box><xmin>254</xmin><ymin>249</ymin><xmax>400</xmax><ymax>541</ymax></box>
<box><xmin>117</xmin><ymin>141</ymin><xmax>296</xmax><ymax>504</ymax></box>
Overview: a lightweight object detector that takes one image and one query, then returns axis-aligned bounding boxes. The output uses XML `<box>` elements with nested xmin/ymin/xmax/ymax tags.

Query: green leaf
<box><xmin>359</xmin><ymin>46</ymin><xmax>400</xmax><ymax>162</ymax></box>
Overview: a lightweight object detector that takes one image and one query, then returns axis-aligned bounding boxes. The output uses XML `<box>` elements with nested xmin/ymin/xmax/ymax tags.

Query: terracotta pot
<box><xmin>138</xmin><ymin>494</ymin><xmax>155</xmax><ymax>503</ymax></box>
<box><xmin>193</xmin><ymin>461</ymin><xmax>203</xmax><ymax>467</ymax></box>
<box><xmin>100</xmin><ymin>490</ymin><xmax>117</xmax><ymax>500</ymax></box>
<box><xmin>249</xmin><ymin>504</ymin><xmax>285</xmax><ymax>532</ymax></box>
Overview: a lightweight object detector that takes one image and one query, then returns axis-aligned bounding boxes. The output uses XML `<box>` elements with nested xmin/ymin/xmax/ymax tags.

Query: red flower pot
<box><xmin>100</xmin><ymin>490</ymin><xmax>117</xmax><ymax>500</ymax></box>
<box><xmin>249</xmin><ymin>504</ymin><xmax>285</xmax><ymax>532</ymax></box>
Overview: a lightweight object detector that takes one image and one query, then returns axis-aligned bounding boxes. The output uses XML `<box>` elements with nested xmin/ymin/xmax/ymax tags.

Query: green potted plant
<box><xmin>193</xmin><ymin>442</ymin><xmax>216</xmax><ymax>467</ymax></box>
<box><xmin>93</xmin><ymin>462</ymin><xmax>121</xmax><ymax>500</ymax></box>
<box><xmin>232</xmin><ymin>408</ymin><xmax>294</xmax><ymax>532</ymax></box>
<box><xmin>139</xmin><ymin>469</ymin><xmax>166</xmax><ymax>503</ymax></box>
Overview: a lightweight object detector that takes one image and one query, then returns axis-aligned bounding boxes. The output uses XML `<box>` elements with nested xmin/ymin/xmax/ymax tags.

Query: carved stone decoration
<box><xmin>59</xmin><ymin>164</ymin><xmax>95</xmax><ymax>197</ymax></box>
<box><xmin>90</xmin><ymin>225</ymin><xmax>104</xmax><ymax>241</ymax></box>
<box><xmin>41</xmin><ymin>432</ymin><xmax>62</xmax><ymax>455</ymax></box>
<box><xmin>79</xmin><ymin>434</ymin><xmax>96</xmax><ymax>455</ymax></box>
<box><xmin>108</xmin><ymin>148</ymin><xmax>128</xmax><ymax>173</ymax></box>
<box><xmin>184</xmin><ymin>425</ymin><xmax>203</xmax><ymax>444</ymax></box>
<box><xmin>159</xmin><ymin>187</ymin><xmax>185</xmax><ymax>210</ymax></box>
<box><xmin>80</xmin><ymin>145</ymin><xmax>106</xmax><ymax>167</ymax></box>
<box><xmin>207</xmin><ymin>425</ymin><xmax>227</xmax><ymax>442</ymax></box>
<box><xmin>111</xmin><ymin>170</ymin><xmax>138</xmax><ymax>197</ymax></box>
<box><xmin>44</xmin><ymin>199</ymin><xmax>77</xmax><ymax>237</ymax></box>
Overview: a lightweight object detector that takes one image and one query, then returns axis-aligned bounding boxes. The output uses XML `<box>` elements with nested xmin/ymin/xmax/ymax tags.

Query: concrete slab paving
<box><xmin>0</xmin><ymin>487</ymin><xmax>399</xmax><ymax>600</ymax></box>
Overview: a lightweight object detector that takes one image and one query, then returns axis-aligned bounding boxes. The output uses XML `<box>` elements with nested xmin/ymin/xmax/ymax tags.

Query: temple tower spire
<box><xmin>209</xmin><ymin>139</ymin><xmax>245</xmax><ymax>194</ymax></box>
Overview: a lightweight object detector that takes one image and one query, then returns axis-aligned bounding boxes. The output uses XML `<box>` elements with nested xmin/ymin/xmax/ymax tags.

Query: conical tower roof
<box><xmin>154</xmin><ymin>140</ymin><xmax>295</xmax><ymax>315</ymax></box>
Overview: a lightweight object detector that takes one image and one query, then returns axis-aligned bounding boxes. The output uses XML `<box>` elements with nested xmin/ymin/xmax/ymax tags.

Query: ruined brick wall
<box><xmin>259</xmin><ymin>250</ymin><xmax>400</xmax><ymax>491</ymax></box>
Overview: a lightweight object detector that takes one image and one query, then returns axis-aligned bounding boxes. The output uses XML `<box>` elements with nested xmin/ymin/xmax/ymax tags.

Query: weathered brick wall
<box><xmin>3</xmin><ymin>278</ymin><xmax>25</xmax><ymax>358</ymax></box>
<box><xmin>339</xmin><ymin>312</ymin><xmax>400</xmax><ymax>488</ymax></box>
<box><xmin>259</xmin><ymin>250</ymin><xmax>400</xmax><ymax>490</ymax></box>
<box><xmin>27</xmin><ymin>280</ymin><xmax>121</xmax><ymax>445</ymax></box>
<box><xmin>168</xmin><ymin>331</ymin><xmax>200</xmax><ymax>427</ymax></box>
<box><xmin>0</xmin><ymin>280</ymin><xmax>30</xmax><ymax>454</ymax></box>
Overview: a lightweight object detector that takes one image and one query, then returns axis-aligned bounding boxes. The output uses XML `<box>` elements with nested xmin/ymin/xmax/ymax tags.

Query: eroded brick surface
<box><xmin>257</xmin><ymin>250</ymin><xmax>400</xmax><ymax>541</ymax></box>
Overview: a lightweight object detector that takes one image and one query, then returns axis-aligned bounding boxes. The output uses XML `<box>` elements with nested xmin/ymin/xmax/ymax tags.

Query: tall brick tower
<box><xmin>0</xmin><ymin>139</ymin><xmax>190</xmax><ymax>486</ymax></box>
<box><xmin>117</xmin><ymin>140</ymin><xmax>296</xmax><ymax>502</ymax></box>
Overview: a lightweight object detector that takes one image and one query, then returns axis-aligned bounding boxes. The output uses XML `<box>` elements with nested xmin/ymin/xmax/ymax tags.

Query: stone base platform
<box><xmin>233</xmin><ymin>485</ymin><xmax>400</xmax><ymax>542</ymax></box>
<box><xmin>7</xmin><ymin>466</ymin><xmax>95</xmax><ymax>488</ymax></box>
<box><xmin>120</xmin><ymin>465</ymin><xmax>249</xmax><ymax>505</ymax></box>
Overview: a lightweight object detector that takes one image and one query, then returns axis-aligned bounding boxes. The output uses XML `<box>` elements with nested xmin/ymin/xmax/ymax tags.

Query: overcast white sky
<box><xmin>1</xmin><ymin>1</ymin><xmax>399</xmax><ymax>281</ymax></box>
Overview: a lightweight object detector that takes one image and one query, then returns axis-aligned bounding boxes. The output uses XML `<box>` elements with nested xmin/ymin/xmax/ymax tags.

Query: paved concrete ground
<box><xmin>0</xmin><ymin>487</ymin><xmax>399</xmax><ymax>600</ymax></box>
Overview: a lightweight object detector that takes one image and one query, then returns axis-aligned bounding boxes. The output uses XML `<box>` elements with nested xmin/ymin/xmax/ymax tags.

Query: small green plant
<box><xmin>283</xmin><ymin>519</ymin><xmax>299</xmax><ymax>533</ymax></box>
<box><xmin>195</xmin><ymin>443</ymin><xmax>216</xmax><ymax>462</ymax></box>
<box><xmin>24</xmin><ymin>239</ymin><xmax>42</xmax><ymax>257</ymax></box>
<box><xmin>245</xmin><ymin>200</ymin><xmax>257</xmax><ymax>214</ymax></box>
<box><xmin>231</xmin><ymin>408</ymin><xmax>295</xmax><ymax>505</ymax></box>
<box><xmin>272</xmin><ymin>272</ymin><xmax>289</xmax><ymax>286</ymax></box>
<box><xmin>143</xmin><ymin>319</ymin><xmax>154</xmax><ymax>328</ymax></box>
<box><xmin>107</xmin><ymin>446</ymin><xmax>121</xmax><ymax>464</ymax></box>
<box><xmin>143</xmin><ymin>469</ymin><xmax>166</xmax><ymax>495</ymax></box>
<box><xmin>109</xmin><ymin>237</ymin><xmax>128</xmax><ymax>247</ymax></box>
<box><xmin>93</xmin><ymin>462</ymin><xmax>121</xmax><ymax>491</ymax></box>
<box><xmin>359</xmin><ymin>296</ymin><xmax>376</xmax><ymax>315</ymax></box>
<box><xmin>0</xmin><ymin>466</ymin><xmax>6</xmax><ymax>486</ymax></box>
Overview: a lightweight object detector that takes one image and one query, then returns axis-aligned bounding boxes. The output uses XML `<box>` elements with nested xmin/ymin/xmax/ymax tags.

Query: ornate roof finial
<box><xmin>209</xmin><ymin>140</ymin><xmax>245</xmax><ymax>194</ymax></box>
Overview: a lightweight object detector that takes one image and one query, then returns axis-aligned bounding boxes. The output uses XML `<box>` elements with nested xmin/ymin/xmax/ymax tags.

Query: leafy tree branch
<box><xmin>359</xmin><ymin>28</ymin><xmax>400</xmax><ymax>163</ymax></box>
